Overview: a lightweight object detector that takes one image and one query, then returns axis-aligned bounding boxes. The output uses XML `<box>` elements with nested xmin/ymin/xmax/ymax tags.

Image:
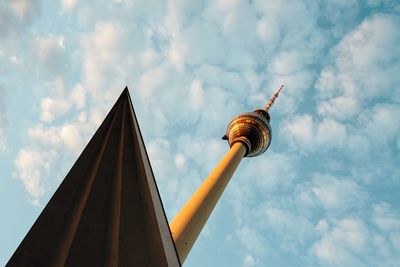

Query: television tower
<box><xmin>169</xmin><ymin>85</ymin><xmax>285</xmax><ymax>263</ymax></box>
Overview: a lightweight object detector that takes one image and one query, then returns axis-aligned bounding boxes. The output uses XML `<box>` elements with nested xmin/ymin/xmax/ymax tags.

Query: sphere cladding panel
<box><xmin>225</xmin><ymin>112</ymin><xmax>272</xmax><ymax>157</ymax></box>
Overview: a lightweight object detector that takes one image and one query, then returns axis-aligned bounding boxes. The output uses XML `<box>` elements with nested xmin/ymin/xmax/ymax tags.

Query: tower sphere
<box><xmin>224</xmin><ymin>109</ymin><xmax>272</xmax><ymax>157</ymax></box>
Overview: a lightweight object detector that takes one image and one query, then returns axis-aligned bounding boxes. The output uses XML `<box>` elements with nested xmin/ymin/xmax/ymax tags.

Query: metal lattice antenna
<box><xmin>264</xmin><ymin>84</ymin><xmax>284</xmax><ymax>111</ymax></box>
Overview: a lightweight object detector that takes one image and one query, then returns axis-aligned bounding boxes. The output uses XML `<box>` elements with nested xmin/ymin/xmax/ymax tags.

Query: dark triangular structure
<box><xmin>7</xmin><ymin>88</ymin><xmax>181</xmax><ymax>267</ymax></box>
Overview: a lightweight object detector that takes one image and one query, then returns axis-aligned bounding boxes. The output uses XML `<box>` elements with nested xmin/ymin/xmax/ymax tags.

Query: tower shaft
<box><xmin>169</xmin><ymin>142</ymin><xmax>247</xmax><ymax>263</ymax></box>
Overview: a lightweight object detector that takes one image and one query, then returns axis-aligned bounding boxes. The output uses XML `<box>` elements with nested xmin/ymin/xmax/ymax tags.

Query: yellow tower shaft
<box><xmin>169</xmin><ymin>142</ymin><xmax>247</xmax><ymax>263</ymax></box>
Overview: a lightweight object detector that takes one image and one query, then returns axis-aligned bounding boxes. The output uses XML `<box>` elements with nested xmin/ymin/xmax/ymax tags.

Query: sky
<box><xmin>1</xmin><ymin>0</ymin><xmax>400</xmax><ymax>266</ymax></box>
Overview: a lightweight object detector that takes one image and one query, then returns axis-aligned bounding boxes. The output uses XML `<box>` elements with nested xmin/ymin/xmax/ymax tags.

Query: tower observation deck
<box><xmin>170</xmin><ymin>85</ymin><xmax>284</xmax><ymax>263</ymax></box>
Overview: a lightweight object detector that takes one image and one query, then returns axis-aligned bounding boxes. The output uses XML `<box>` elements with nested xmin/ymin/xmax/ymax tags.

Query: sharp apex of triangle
<box><xmin>121</xmin><ymin>86</ymin><xmax>129</xmax><ymax>96</ymax></box>
<box><xmin>7</xmin><ymin>85</ymin><xmax>181</xmax><ymax>267</ymax></box>
<box><xmin>116</xmin><ymin>86</ymin><xmax>131</xmax><ymax>103</ymax></box>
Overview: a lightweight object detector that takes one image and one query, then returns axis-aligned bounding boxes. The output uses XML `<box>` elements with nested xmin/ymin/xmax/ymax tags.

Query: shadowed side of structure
<box><xmin>7</xmin><ymin>88</ymin><xmax>180</xmax><ymax>267</ymax></box>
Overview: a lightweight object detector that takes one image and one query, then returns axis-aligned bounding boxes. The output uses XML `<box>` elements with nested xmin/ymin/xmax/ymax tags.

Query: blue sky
<box><xmin>1</xmin><ymin>0</ymin><xmax>400</xmax><ymax>266</ymax></box>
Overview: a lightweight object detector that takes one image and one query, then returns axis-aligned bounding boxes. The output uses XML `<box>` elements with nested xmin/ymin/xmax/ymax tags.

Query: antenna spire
<box><xmin>264</xmin><ymin>84</ymin><xmax>284</xmax><ymax>111</ymax></box>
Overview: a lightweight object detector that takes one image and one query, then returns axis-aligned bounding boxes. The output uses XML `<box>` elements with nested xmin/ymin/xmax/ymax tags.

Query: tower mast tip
<box><xmin>264</xmin><ymin>84</ymin><xmax>284</xmax><ymax>111</ymax></box>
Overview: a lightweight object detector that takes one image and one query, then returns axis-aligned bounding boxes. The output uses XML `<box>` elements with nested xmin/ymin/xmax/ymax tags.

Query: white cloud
<box><xmin>29</xmin><ymin>83</ymin><xmax>89</xmax><ymax>155</ymax></box>
<box><xmin>69</xmin><ymin>84</ymin><xmax>86</xmax><ymax>109</ymax></box>
<box><xmin>369</xmin><ymin>202</ymin><xmax>400</xmax><ymax>266</ymax></box>
<box><xmin>281</xmin><ymin>114</ymin><xmax>348</xmax><ymax>151</ymax></box>
<box><xmin>313</xmin><ymin>212</ymin><xmax>400</xmax><ymax>267</ymax></box>
<box><xmin>371</xmin><ymin>202</ymin><xmax>400</xmax><ymax>232</ymax></box>
<box><xmin>40</xmin><ymin>79</ymin><xmax>86</xmax><ymax>123</ymax></box>
<box><xmin>28</xmin><ymin>125</ymin><xmax>61</xmax><ymax>144</ymax></box>
<box><xmin>361</xmin><ymin>104</ymin><xmax>400</xmax><ymax>145</ymax></box>
<box><xmin>345</xmin><ymin>104</ymin><xmax>400</xmax><ymax>162</ymax></box>
<box><xmin>174</xmin><ymin>153</ymin><xmax>186</xmax><ymax>170</ymax></box>
<box><xmin>28</xmin><ymin>123</ymin><xmax>84</xmax><ymax>155</ymax></box>
<box><xmin>235</xmin><ymin>226</ymin><xmax>268</xmax><ymax>256</ymax></box>
<box><xmin>316</xmin><ymin>14</ymin><xmax>400</xmax><ymax>104</ymax></box>
<box><xmin>241</xmin><ymin>152</ymin><xmax>297</xmax><ymax>193</ymax></box>
<box><xmin>310</xmin><ymin>174</ymin><xmax>368</xmax><ymax>211</ymax></box>
<box><xmin>82</xmin><ymin>21</ymin><xmax>134</xmax><ymax>93</ymax></box>
<box><xmin>13</xmin><ymin>81</ymin><xmax>97</xmax><ymax>207</ymax></box>
<box><xmin>8</xmin><ymin>0</ymin><xmax>41</xmax><ymax>22</ymax></box>
<box><xmin>62</xmin><ymin>0</ymin><xmax>78</xmax><ymax>11</ymax></box>
<box><xmin>138</xmin><ymin>67</ymin><xmax>165</xmax><ymax>98</ymax></box>
<box><xmin>317</xmin><ymin>96</ymin><xmax>360</xmax><ymax>121</ymax></box>
<box><xmin>14</xmin><ymin>149</ymin><xmax>56</xmax><ymax>205</ymax></box>
<box><xmin>281</xmin><ymin>114</ymin><xmax>314</xmax><ymax>151</ymax></box>
<box><xmin>242</xmin><ymin>254</ymin><xmax>255</xmax><ymax>267</ymax></box>
<box><xmin>140</xmin><ymin>49</ymin><xmax>159</xmax><ymax>68</ymax></box>
<box><xmin>59</xmin><ymin>123</ymin><xmax>83</xmax><ymax>154</ymax></box>
<box><xmin>189</xmin><ymin>79</ymin><xmax>204</xmax><ymax>110</ymax></box>
<box><xmin>315</xmin><ymin>219</ymin><xmax>329</xmax><ymax>233</ymax></box>
<box><xmin>256</xmin><ymin>15</ymin><xmax>280</xmax><ymax>44</ymax></box>
<box><xmin>262</xmin><ymin>206</ymin><xmax>314</xmax><ymax>252</ymax></box>
<box><xmin>272</xmin><ymin>50</ymin><xmax>304</xmax><ymax>75</ymax></box>
<box><xmin>313</xmin><ymin>218</ymin><xmax>369</xmax><ymax>267</ymax></box>
<box><xmin>36</xmin><ymin>35</ymin><xmax>65</xmax><ymax>71</ymax></box>
<box><xmin>312</xmin><ymin>13</ymin><xmax>400</xmax><ymax>181</ymax></box>
<box><xmin>163</xmin><ymin>1</ymin><xmax>205</xmax><ymax>70</ymax></box>
<box><xmin>168</xmin><ymin>39</ymin><xmax>186</xmax><ymax>71</ymax></box>
<box><xmin>315</xmin><ymin>67</ymin><xmax>337</xmax><ymax>99</ymax></box>
<box><xmin>40</xmin><ymin>97</ymin><xmax>71</xmax><ymax>122</ymax></box>
<box><xmin>316</xmin><ymin>118</ymin><xmax>347</xmax><ymax>148</ymax></box>
<box><xmin>336</xmin><ymin>14</ymin><xmax>398</xmax><ymax>70</ymax></box>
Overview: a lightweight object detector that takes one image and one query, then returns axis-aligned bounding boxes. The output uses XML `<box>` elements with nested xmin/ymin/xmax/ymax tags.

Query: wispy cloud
<box><xmin>13</xmin><ymin>148</ymin><xmax>57</xmax><ymax>206</ymax></box>
<box><xmin>8</xmin><ymin>0</ymin><xmax>41</xmax><ymax>23</ymax></box>
<box><xmin>312</xmin><ymin>218</ymin><xmax>369</xmax><ymax>267</ymax></box>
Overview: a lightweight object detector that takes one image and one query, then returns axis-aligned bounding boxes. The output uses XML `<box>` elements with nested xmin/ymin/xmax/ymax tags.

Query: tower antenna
<box><xmin>264</xmin><ymin>84</ymin><xmax>284</xmax><ymax>111</ymax></box>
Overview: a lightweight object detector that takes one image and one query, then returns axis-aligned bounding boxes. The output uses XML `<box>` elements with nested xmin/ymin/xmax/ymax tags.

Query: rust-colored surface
<box><xmin>7</xmin><ymin>88</ymin><xmax>181</xmax><ymax>267</ymax></box>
